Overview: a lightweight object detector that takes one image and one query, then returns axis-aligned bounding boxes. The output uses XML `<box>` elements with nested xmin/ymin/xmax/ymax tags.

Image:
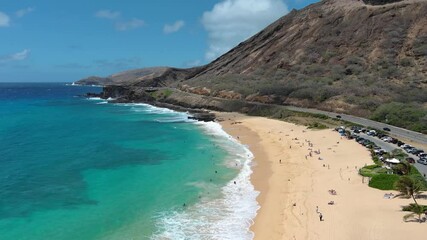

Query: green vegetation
<box><xmin>368</xmin><ymin>174</ymin><xmax>400</xmax><ymax>190</ymax></box>
<box><xmin>402</xmin><ymin>204</ymin><xmax>427</xmax><ymax>212</ymax></box>
<box><xmin>402</xmin><ymin>204</ymin><xmax>426</xmax><ymax>223</ymax></box>
<box><xmin>150</xmin><ymin>89</ymin><xmax>173</xmax><ymax>99</ymax></box>
<box><xmin>370</xmin><ymin>102</ymin><xmax>427</xmax><ymax>134</ymax></box>
<box><xmin>395</xmin><ymin>176</ymin><xmax>426</xmax><ymax>222</ymax></box>
<box><xmin>395</xmin><ymin>176</ymin><xmax>424</xmax><ymax>204</ymax></box>
<box><xmin>359</xmin><ymin>164</ymin><xmax>387</xmax><ymax>177</ymax></box>
<box><xmin>307</xmin><ymin>122</ymin><xmax>328</xmax><ymax>129</ymax></box>
<box><xmin>360</xmin><ymin>157</ymin><xmax>427</xmax><ymax>191</ymax></box>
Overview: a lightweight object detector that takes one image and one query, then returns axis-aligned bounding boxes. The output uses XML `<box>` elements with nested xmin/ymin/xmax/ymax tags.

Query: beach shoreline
<box><xmin>216</xmin><ymin>112</ymin><xmax>426</xmax><ymax>240</ymax></box>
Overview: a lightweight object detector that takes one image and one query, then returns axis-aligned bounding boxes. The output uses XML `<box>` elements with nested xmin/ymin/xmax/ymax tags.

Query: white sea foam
<box><xmin>117</xmin><ymin>103</ymin><xmax>178</xmax><ymax>115</ymax></box>
<box><xmin>102</xmin><ymin>102</ymin><xmax>260</xmax><ymax>239</ymax></box>
<box><xmin>155</xmin><ymin>116</ymin><xmax>195</xmax><ymax>123</ymax></box>
<box><xmin>87</xmin><ymin>97</ymin><xmax>103</xmax><ymax>101</ymax></box>
<box><xmin>96</xmin><ymin>101</ymin><xmax>108</xmax><ymax>104</ymax></box>
<box><xmin>152</xmin><ymin>121</ymin><xmax>260</xmax><ymax>240</ymax></box>
<box><xmin>116</xmin><ymin>103</ymin><xmax>197</xmax><ymax>123</ymax></box>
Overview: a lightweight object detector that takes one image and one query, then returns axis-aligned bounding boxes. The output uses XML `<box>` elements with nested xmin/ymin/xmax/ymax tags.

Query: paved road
<box><xmin>357</xmin><ymin>133</ymin><xmax>427</xmax><ymax>177</ymax></box>
<box><xmin>286</xmin><ymin>106</ymin><xmax>427</xmax><ymax>145</ymax></box>
<box><xmin>167</xmin><ymin>89</ymin><xmax>427</xmax><ymax>145</ymax></box>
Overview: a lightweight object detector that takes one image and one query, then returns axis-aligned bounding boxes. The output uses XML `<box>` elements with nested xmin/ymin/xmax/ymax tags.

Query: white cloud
<box><xmin>0</xmin><ymin>11</ymin><xmax>10</xmax><ymax>27</ymax></box>
<box><xmin>16</xmin><ymin>7</ymin><xmax>34</xmax><ymax>18</ymax></box>
<box><xmin>95</xmin><ymin>10</ymin><xmax>145</xmax><ymax>32</ymax></box>
<box><xmin>202</xmin><ymin>0</ymin><xmax>288</xmax><ymax>60</ymax></box>
<box><xmin>163</xmin><ymin>20</ymin><xmax>185</xmax><ymax>34</ymax></box>
<box><xmin>95</xmin><ymin>9</ymin><xmax>121</xmax><ymax>20</ymax></box>
<box><xmin>115</xmin><ymin>18</ymin><xmax>145</xmax><ymax>31</ymax></box>
<box><xmin>0</xmin><ymin>49</ymin><xmax>31</xmax><ymax>63</ymax></box>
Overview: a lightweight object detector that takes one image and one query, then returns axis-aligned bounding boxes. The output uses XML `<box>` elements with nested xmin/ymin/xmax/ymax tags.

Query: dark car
<box><xmin>377</xmin><ymin>133</ymin><xmax>385</xmax><ymax>138</ymax></box>
<box><xmin>397</xmin><ymin>141</ymin><xmax>405</xmax><ymax>147</ymax></box>
<box><xmin>383</xmin><ymin>127</ymin><xmax>391</xmax><ymax>131</ymax></box>
<box><xmin>336</xmin><ymin>115</ymin><xmax>342</xmax><ymax>119</ymax></box>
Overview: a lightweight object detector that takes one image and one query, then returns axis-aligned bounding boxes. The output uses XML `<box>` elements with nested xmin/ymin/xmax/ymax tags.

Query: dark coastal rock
<box><xmin>188</xmin><ymin>113</ymin><xmax>216</xmax><ymax>122</ymax></box>
<box><xmin>85</xmin><ymin>92</ymin><xmax>103</xmax><ymax>98</ymax></box>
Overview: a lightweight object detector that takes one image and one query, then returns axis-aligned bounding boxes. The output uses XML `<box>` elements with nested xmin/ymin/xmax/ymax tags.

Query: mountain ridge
<box><xmin>77</xmin><ymin>0</ymin><xmax>427</xmax><ymax>132</ymax></box>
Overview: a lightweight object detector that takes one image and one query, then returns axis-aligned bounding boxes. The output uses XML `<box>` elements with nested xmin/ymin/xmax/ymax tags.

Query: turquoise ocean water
<box><xmin>0</xmin><ymin>83</ymin><xmax>258</xmax><ymax>240</ymax></box>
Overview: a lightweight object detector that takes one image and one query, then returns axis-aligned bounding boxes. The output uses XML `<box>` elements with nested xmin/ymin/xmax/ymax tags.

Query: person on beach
<box><xmin>319</xmin><ymin>213</ymin><xmax>323</xmax><ymax>221</ymax></box>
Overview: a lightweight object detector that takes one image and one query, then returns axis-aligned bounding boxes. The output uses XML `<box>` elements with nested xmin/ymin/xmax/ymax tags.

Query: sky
<box><xmin>0</xmin><ymin>0</ymin><xmax>318</xmax><ymax>82</ymax></box>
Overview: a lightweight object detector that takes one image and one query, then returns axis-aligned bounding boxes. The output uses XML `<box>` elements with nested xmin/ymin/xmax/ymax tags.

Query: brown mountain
<box><xmin>179</xmin><ymin>0</ymin><xmax>426</xmax><ymax>113</ymax></box>
<box><xmin>77</xmin><ymin>0</ymin><xmax>427</xmax><ymax>132</ymax></box>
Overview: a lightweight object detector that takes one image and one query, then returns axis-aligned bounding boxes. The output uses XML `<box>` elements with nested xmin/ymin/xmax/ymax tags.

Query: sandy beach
<box><xmin>217</xmin><ymin>112</ymin><xmax>426</xmax><ymax>240</ymax></box>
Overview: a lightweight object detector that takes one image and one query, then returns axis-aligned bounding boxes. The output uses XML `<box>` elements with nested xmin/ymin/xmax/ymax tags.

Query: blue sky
<box><xmin>0</xmin><ymin>0</ymin><xmax>318</xmax><ymax>82</ymax></box>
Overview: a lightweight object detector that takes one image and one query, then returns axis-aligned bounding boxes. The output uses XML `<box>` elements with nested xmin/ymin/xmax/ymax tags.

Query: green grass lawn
<box><xmin>359</xmin><ymin>164</ymin><xmax>427</xmax><ymax>191</ymax></box>
<box><xmin>368</xmin><ymin>174</ymin><xmax>400</xmax><ymax>190</ymax></box>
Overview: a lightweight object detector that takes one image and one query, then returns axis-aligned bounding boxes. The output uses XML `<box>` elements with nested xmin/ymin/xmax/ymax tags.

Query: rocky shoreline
<box><xmin>85</xmin><ymin>87</ymin><xmax>217</xmax><ymax>122</ymax></box>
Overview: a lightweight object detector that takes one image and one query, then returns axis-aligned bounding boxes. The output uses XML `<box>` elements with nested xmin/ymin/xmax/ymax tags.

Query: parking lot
<box><xmin>356</xmin><ymin>133</ymin><xmax>427</xmax><ymax>177</ymax></box>
<box><xmin>336</xmin><ymin>127</ymin><xmax>427</xmax><ymax>178</ymax></box>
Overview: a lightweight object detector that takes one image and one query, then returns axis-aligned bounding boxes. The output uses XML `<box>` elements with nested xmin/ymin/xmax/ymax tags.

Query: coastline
<box><xmin>217</xmin><ymin>112</ymin><xmax>427</xmax><ymax>240</ymax></box>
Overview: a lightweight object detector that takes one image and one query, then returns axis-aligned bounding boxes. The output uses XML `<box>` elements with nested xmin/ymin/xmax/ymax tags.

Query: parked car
<box><xmin>367</xmin><ymin>130</ymin><xmax>377</xmax><ymax>136</ymax></box>
<box><xmin>376</xmin><ymin>133</ymin><xmax>385</xmax><ymax>139</ymax></box>
<box><xmin>383</xmin><ymin>127</ymin><xmax>391</xmax><ymax>131</ymax></box>
<box><xmin>408</xmin><ymin>148</ymin><xmax>420</xmax><ymax>154</ymax></box>
<box><xmin>417</xmin><ymin>158</ymin><xmax>426</xmax><ymax>164</ymax></box>
<box><xmin>336</xmin><ymin>115</ymin><xmax>342</xmax><ymax>119</ymax></box>
<box><xmin>396</xmin><ymin>141</ymin><xmax>405</xmax><ymax>147</ymax></box>
<box><xmin>405</xmin><ymin>147</ymin><xmax>415</xmax><ymax>153</ymax></box>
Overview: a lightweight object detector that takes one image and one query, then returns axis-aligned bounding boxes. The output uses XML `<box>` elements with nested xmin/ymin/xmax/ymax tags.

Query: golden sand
<box><xmin>217</xmin><ymin>112</ymin><xmax>426</xmax><ymax>240</ymax></box>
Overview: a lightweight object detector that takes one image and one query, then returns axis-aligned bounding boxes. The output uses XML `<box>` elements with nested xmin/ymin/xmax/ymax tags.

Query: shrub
<box><xmin>370</xmin><ymin>102</ymin><xmax>427</xmax><ymax>133</ymax></box>
<box><xmin>369</xmin><ymin>174</ymin><xmax>400</xmax><ymax>190</ymax></box>
<box><xmin>307</xmin><ymin>122</ymin><xmax>328</xmax><ymax>129</ymax></box>
<box><xmin>399</xmin><ymin>58</ymin><xmax>413</xmax><ymax>67</ymax></box>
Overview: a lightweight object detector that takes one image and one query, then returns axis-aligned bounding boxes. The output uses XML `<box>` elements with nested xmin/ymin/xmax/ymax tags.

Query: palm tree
<box><xmin>394</xmin><ymin>176</ymin><xmax>422</xmax><ymax>205</ymax></box>
<box><xmin>403</xmin><ymin>204</ymin><xmax>425</xmax><ymax>223</ymax></box>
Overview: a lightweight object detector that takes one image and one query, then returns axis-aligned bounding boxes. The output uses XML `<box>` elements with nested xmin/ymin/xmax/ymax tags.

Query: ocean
<box><xmin>0</xmin><ymin>83</ymin><xmax>258</xmax><ymax>240</ymax></box>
